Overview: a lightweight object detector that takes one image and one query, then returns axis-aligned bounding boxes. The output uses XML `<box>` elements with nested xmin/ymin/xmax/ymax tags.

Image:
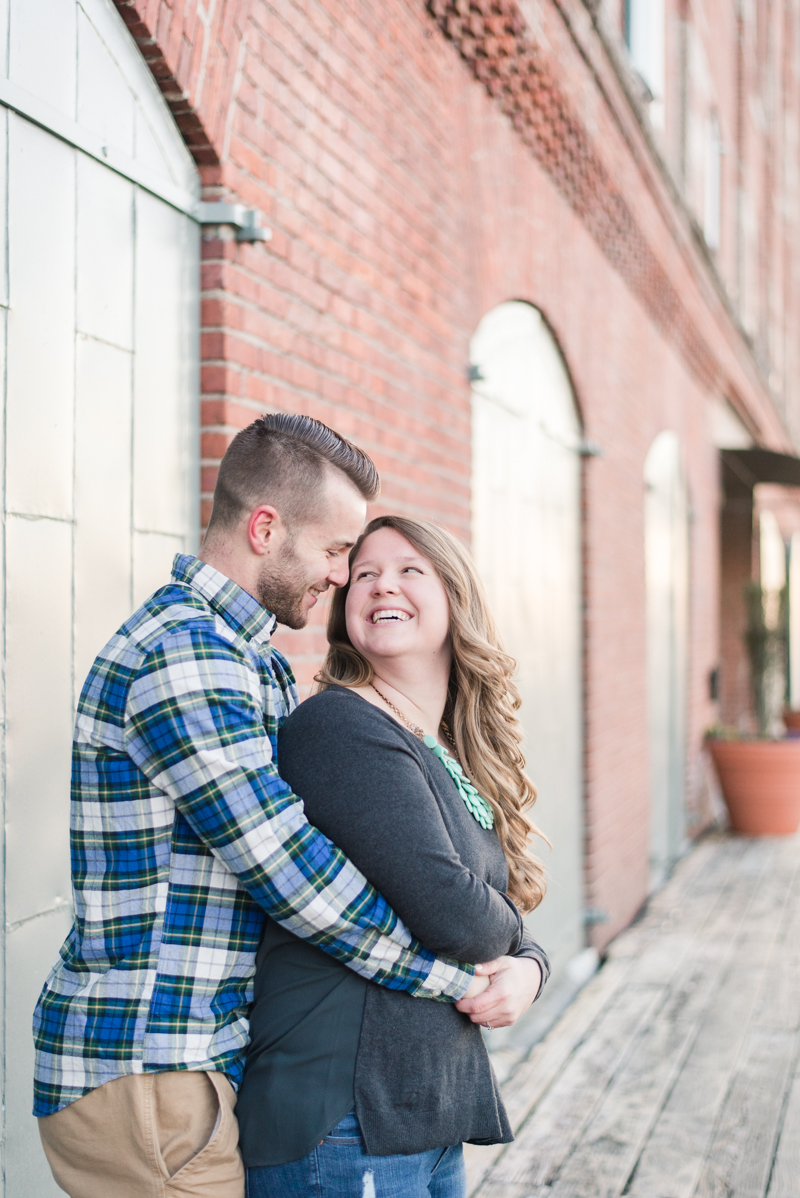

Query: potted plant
<box><xmin>707</xmin><ymin>583</ymin><xmax>800</xmax><ymax>835</ymax></box>
<box><xmin>783</xmin><ymin>709</ymin><xmax>800</xmax><ymax>732</ymax></box>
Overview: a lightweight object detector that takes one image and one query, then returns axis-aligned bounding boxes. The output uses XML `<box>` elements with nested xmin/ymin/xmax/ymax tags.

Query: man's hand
<box><xmin>461</xmin><ymin>955</ymin><xmax>507</xmax><ymax>999</ymax></box>
<box><xmin>455</xmin><ymin>956</ymin><xmax>542</xmax><ymax>1028</ymax></box>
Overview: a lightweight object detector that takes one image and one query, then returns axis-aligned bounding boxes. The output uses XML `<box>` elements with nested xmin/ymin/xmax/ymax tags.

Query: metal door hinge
<box><xmin>196</xmin><ymin>202</ymin><xmax>272</xmax><ymax>243</ymax></box>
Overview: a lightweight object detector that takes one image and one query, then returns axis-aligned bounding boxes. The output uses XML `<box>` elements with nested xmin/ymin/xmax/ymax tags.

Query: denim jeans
<box><xmin>245</xmin><ymin>1109</ymin><xmax>466</xmax><ymax>1198</ymax></box>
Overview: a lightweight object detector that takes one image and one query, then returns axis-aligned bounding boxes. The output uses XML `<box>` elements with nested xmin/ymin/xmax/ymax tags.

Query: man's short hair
<box><xmin>207</xmin><ymin>413</ymin><xmax>380</xmax><ymax>534</ymax></box>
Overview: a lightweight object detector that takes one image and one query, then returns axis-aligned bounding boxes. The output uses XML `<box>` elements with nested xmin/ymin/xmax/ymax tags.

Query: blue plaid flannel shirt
<box><xmin>32</xmin><ymin>554</ymin><xmax>473</xmax><ymax>1115</ymax></box>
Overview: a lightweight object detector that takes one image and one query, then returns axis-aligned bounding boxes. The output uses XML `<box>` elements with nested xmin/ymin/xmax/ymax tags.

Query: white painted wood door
<box><xmin>0</xmin><ymin>1</ymin><xmax>199</xmax><ymax>1190</ymax></box>
<box><xmin>471</xmin><ymin>302</ymin><xmax>583</xmax><ymax>980</ymax></box>
<box><xmin>644</xmin><ymin>431</ymin><xmax>689</xmax><ymax>888</ymax></box>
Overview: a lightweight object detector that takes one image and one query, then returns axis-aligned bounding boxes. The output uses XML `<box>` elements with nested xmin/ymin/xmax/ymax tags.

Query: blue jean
<box><xmin>245</xmin><ymin>1110</ymin><xmax>466</xmax><ymax>1198</ymax></box>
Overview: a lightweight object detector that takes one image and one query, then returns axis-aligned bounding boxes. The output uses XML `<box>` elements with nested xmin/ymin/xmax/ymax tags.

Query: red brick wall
<box><xmin>113</xmin><ymin>0</ymin><xmax>253</xmax><ymax>163</ymax></box>
<box><xmin>197</xmin><ymin>0</ymin><xmax>478</xmax><ymax>688</ymax></box>
<box><xmin>113</xmin><ymin>0</ymin><xmax>798</xmax><ymax>946</ymax></box>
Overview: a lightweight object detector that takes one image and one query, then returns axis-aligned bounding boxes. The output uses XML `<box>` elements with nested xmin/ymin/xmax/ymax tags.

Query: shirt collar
<box><xmin>171</xmin><ymin>554</ymin><xmax>278</xmax><ymax>645</ymax></box>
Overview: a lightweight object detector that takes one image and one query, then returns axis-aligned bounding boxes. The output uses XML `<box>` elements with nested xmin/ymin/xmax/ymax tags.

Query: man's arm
<box><xmin>122</xmin><ymin>623</ymin><xmax>473</xmax><ymax>1000</ymax></box>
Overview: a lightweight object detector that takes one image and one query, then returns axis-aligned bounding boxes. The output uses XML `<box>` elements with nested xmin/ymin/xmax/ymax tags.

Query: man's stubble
<box><xmin>255</xmin><ymin>536</ymin><xmax>327</xmax><ymax>629</ymax></box>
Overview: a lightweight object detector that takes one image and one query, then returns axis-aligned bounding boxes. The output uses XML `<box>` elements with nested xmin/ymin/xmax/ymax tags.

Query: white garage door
<box><xmin>644</xmin><ymin>431</ymin><xmax>689</xmax><ymax>888</ymax></box>
<box><xmin>0</xmin><ymin>0</ymin><xmax>199</xmax><ymax>1190</ymax></box>
<box><xmin>471</xmin><ymin>302</ymin><xmax>584</xmax><ymax>982</ymax></box>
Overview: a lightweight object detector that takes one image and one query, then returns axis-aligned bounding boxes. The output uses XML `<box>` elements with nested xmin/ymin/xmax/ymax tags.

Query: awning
<box><xmin>722</xmin><ymin>448</ymin><xmax>800</xmax><ymax>489</ymax></box>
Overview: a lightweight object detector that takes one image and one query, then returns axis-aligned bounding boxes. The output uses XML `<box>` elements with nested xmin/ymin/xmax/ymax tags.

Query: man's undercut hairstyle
<box><xmin>207</xmin><ymin>413</ymin><xmax>380</xmax><ymax>534</ymax></box>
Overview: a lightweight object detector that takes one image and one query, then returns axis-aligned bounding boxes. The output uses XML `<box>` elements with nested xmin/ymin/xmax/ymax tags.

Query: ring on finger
<box><xmin>483</xmin><ymin>1022</ymin><xmax>493</xmax><ymax>1030</ymax></box>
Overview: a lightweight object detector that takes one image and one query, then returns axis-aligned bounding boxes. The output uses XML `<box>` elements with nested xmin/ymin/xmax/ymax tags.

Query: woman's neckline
<box><xmin>326</xmin><ymin>683</ymin><xmax>450</xmax><ymax>751</ymax></box>
<box><xmin>324</xmin><ymin>687</ymin><xmax>494</xmax><ymax>830</ymax></box>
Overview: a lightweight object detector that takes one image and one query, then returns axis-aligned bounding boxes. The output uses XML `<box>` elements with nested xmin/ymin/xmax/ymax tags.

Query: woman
<box><xmin>238</xmin><ymin>516</ymin><xmax>549</xmax><ymax>1198</ymax></box>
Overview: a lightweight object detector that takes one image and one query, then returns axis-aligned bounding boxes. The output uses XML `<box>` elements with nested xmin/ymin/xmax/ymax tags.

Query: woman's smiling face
<box><xmin>345</xmin><ymin>527</ymin><xmax>451</xmax><ymax>667</ymax></box>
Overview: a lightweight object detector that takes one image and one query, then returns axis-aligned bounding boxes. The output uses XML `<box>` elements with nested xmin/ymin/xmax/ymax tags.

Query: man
<box><xmin>33</xmin><ymin>414</ymin><xmax>542</xmax><ymax>1197</ymax></box>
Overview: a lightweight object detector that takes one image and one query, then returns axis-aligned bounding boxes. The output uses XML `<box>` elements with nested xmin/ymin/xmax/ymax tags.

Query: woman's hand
<box><xmin>455</xmin><ymin>956</ymin><xmax>542</xmax><ymax>1028</ymax></box>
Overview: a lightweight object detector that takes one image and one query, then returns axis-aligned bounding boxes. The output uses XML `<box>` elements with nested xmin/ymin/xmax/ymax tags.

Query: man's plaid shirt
<box><xmin>33</xmin><ymin>554</ymin><xmax>473</xmax><ymax>1116</ymax></box>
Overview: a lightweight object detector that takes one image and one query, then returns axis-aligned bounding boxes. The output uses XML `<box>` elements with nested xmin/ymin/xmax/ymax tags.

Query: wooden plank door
<box><xmin>471</xmin><ymin>301</ymin><xmax>584</xmax><ymax>981</ymax></box>
<box><xmin>0</xmin><ymin>1</ymin><xmax>199</xmax><ymax>1189</ymax></box>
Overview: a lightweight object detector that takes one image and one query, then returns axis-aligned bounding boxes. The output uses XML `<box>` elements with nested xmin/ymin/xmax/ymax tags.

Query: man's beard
<box><xmin>255</xmin><ymin>538</ymin><xmax>325</xmax><ymax>629</ymax></box>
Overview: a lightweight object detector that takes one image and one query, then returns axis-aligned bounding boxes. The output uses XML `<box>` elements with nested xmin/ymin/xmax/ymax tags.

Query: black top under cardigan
<box><xmin>236</xmin><ymin>686</ymin><xmax>550</xmax><ymax>1165</ymax></box>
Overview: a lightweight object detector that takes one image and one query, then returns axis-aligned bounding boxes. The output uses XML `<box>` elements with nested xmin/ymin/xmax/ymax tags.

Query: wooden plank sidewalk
<box><xmin>466</xmin><ymin>831</ymin><xmax>800</xmax><ymax>1198</ymax></box>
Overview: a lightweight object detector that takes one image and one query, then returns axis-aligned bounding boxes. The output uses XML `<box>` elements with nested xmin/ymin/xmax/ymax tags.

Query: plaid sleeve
<box><xmin>123</xmin><ymin>623</ymin><xmax>473</xmax><ymax>1000</ymax></box>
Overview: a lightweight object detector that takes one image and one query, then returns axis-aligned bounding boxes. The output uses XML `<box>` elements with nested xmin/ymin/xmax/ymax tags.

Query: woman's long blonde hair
<box><xmin>316</xmin><ymin>515</ymin><xmax>546</xmax><ymax>914</ymax></box>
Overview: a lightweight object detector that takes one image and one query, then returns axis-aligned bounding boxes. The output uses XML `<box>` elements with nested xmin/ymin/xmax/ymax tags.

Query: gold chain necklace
<box><xmin>369</xmin><ymin>682</ymin><xmax>458</xmax><ymax>753</ymax></box>
<box><xmin>368</xmin><ymin>685</ymin><xmax>455</xmax><ymax>747</ymax></box>
<box><xmin>368</xmin><ymin>682</ymin><xmax>495</xmax><ymax>831</ymax></box>
<box><xmin>370</xmin><ymin>682</ymin><xmax>427</xmax><ymax>740</ymax></box>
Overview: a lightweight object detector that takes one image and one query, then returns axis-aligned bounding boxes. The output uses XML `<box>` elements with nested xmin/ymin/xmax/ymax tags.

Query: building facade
<box><xmin>2</xmin><ymin>0</ymin><xmax>799</xmax><ymax>1190</ymax></box>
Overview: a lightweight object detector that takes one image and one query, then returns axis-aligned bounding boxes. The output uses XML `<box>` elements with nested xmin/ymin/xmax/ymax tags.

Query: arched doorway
<box><xmin>470</xmin><ymin>301</ymin><xmax>584</xmax><ymax>980</ymax></box>
<box><xmin>644</xmin><ymin>432</ymin><xmax>689</xmax><ymax>888</ymax></box>
<box><xmin>1</xmin><ymin>2</ymin><xmax>199</xmax><ymax>1189</ymax></box>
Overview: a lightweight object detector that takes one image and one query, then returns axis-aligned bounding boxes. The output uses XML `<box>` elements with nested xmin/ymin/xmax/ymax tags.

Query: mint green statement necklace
<box><xmin>370</xmin><ymin>683</ymin><xmax>495</xmax><ymax>831</ymax></box>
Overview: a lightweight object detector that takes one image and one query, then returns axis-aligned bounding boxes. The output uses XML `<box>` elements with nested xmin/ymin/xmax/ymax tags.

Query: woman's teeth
<box><xmin>371</xmin><ymin>610</ymin><xmax>411</xmax><ymax>623</ymax></box>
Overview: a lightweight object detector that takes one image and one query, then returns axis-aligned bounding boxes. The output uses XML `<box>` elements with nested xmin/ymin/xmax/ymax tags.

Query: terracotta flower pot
<box><xmin>783</xmin><ymin>709</ymin><xmax>800</xmax><ymax>732</ymax></box>
<box><xmin>708</xmin><ymin>739</ymin><xmax>800</xmax><ymax>835</ymax></box>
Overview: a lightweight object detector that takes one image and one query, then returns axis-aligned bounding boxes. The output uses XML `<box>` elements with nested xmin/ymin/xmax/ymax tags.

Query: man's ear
<box><xmin>248</xmin><ymin>505</ymin><xmax>283</xmax><ymax>556</ymax></box>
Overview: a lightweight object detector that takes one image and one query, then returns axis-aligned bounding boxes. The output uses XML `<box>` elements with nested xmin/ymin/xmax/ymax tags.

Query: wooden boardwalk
<box><xmin>467</xmin><ymin>831</ymin><xmax>800</xmax><ymax>1198</ymax></box>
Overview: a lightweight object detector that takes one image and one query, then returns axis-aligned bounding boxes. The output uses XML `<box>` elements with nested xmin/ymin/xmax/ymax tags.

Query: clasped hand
<box><xmin>455</xmin><ymin>956</ymin><xmax>542</xmax><ymax>1028</ymax></box>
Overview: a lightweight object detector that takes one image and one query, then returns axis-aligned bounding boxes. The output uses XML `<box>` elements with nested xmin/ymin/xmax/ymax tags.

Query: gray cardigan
<box><xmin>236</xmin><ymin>686</ymin><xmax>549</xmax><ymax>1165</ymax></box>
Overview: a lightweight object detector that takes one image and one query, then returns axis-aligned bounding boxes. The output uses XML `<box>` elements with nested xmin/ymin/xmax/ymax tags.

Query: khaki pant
<box><xmin>38</xmin><ymin>1071</ymin><xmax>244</xmax><ymax>1198</ymax></box>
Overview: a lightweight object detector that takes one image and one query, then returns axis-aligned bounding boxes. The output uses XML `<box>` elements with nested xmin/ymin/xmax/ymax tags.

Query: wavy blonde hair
<box><xmin>316</xmin><ymin>515</ymin><xmax>546</xmax><ymax>914</ymax></box>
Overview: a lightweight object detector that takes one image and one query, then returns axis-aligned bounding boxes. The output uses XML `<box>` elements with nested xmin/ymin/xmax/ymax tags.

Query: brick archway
<box><xmin>112</xmin><ymin>0</ymin><xmax>254</xmax><ymax>167</ymax></box>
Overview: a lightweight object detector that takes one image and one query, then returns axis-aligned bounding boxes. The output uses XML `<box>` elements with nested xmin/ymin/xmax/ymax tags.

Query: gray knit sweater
<box><xmin>236</xmin><ymin>686</ymin><xmax>549</xmax><ymax>1166</ymax></box>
